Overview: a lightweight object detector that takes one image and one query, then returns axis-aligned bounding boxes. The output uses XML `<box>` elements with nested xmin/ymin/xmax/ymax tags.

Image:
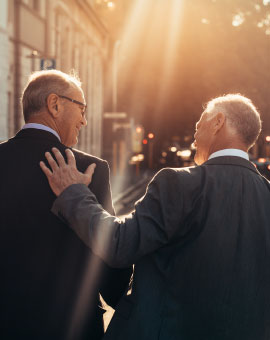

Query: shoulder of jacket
<box><xmin>149</xmin><ymin>166</ymin><xmax>203</xmax><ymax>193</ymax></box>
<box><xmin>71</xmin><ymin>148</ymin><xmax>107</xmax><ymax>165</ymax></box>
<box><xmin>0</xmin><ymin>139</ymin><xmax>9</xmax><ymax>147</ymax></box>
<box><xmin>154</xmin><ymin>165</ymin><xmax>201</xmax><ymax>179</ymax></box>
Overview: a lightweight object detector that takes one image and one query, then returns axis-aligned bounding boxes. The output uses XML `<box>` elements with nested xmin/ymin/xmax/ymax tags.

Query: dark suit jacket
<box><xmin>0</xmin><ymin>128</ymin><xmax>131</xmax><ymax>340</ymax></box>
<box><xmin>53</xmin><ymin>156</ymin><xmax>270</xmax><ymax>340</ymax></box>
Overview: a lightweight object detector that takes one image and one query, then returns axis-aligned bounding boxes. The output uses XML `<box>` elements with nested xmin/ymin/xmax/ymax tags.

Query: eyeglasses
<box><xmin>58</xmin><ymin>95</ymin><xmax>87</xmax><ymax>116</ymax></box>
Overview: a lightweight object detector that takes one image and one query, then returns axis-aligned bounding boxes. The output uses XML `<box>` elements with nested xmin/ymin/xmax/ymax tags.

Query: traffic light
<box><xmin>142</xmin><ymin>139</ymin><xmax>148</xmax><ymax>145</ymax></box>
<box><xmin>132</xmin><ymin>125</ymin><xmax>144</xmax><ymax>153</ymax></box>
<box><xmin>265</xmin><ymin>136</ymin><xmax>270</xmax><ymax>143</ymax></box>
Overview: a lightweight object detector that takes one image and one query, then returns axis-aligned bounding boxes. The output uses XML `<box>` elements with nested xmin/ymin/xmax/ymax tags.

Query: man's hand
<box><xmin>40</xmin><ymin>147</ymin><xmax>96</xmax><ymax>196</ymax></box>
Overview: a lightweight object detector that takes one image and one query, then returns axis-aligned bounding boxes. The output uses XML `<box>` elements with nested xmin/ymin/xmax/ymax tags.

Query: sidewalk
<box><xmin>111</xmin><ymin>169</ymin><xmax>154</xmax><ymax>215</ymax></box>
<box><xmin>111</xmin><ymin>169</ymin><xmax>153</xmax><ymax>202</ymax></box>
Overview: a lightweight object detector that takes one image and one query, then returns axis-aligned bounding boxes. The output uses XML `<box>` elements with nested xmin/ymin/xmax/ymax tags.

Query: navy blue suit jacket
<box><xmin>53</xmin><ymin>156</ymin><xmax>270</xmax><ymax>340</ymax></box>
<box><xmin>0</xmin><ymin>129</ymin><xmax>131</xmax><ymax>340</ymax></box>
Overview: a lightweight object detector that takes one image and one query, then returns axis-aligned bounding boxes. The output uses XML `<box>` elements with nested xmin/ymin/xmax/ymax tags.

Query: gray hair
<box><xmin>21</xmin><ymin>69</ymin><xmax>82</xmax><ymax>122</ymax></box>
<box><xmin>205</xmin><ymin>94</ymin><xmax>262</xmax><ymax>149</ymax></box>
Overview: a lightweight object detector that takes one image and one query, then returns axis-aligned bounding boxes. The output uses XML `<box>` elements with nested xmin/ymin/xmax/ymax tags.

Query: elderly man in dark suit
<box><xmin>41</xmin><ymin>94</ymin><xmax>270</xmax><ymax>340</ymax></box>
<box><xmin>0</xmin><ymin>70</ymin><xmax>131</xmax><ymax>340</ymax></box>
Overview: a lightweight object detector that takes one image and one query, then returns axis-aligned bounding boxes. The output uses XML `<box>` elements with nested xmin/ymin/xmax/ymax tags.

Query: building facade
<box><xmin>0</xmin><ymin>0</ymin><xmax>9</xmax><ymax>141</ymax></box>
<box><xmin>1</xmin><ymin>0</ymin><xmax>111</xmax><ymax>156</ymax></box>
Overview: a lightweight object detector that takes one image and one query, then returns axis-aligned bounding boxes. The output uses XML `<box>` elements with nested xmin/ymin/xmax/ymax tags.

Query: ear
<box><xmin>47</xmin><ymin>93</ymin><xmax>61</xmax><ymax>118</ymax></box>
<box><xmin>213</xmin><ymin>112</ymin><xmax>225</xmax><ymax>135</ymax></box>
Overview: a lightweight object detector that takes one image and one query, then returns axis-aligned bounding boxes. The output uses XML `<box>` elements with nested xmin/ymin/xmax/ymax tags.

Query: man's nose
<box><xmin>82</xmin><ymin>115</ymin><xmax>87</xmax><ymax>126</ymax></box>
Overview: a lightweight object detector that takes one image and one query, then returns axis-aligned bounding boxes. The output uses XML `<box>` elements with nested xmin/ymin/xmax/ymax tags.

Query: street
<box><xmin>103</xmin><ymin>173</ymin><xmax>150</xmax><ymax>329</ymax></box>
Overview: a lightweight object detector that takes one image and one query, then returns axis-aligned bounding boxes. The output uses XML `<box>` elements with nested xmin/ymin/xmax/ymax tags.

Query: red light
<box><xmin>142</xmin><ymin>139</ymin><xmax>148</xmax><ymax>145</ymax></box>
<box><xmin>266</xmin><ymin>136</ymin><xmax>270</xmax><ymax>142</ymax></box>
<box><xmin>148</xmin><ymin>133</ymin><xmax>154</xmax><ymax>139</ymax></box>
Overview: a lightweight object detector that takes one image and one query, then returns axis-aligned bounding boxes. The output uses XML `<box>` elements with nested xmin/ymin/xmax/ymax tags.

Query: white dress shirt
<box><xmin>208</xmin><ymin>149</ymin><xmax>249</xmax><ymax>161</ymax></box>
<box><xmin>22</xmin><ymin>123</ymin><xmax>61</xmax><ymax>142</ymax></box>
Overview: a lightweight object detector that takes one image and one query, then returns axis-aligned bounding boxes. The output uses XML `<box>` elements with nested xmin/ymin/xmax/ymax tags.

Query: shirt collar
<box><xmin>22</xmin><ymin>123</ymin><xmax>61</xmax><ymax>142</ymax></box>
<box><xmin>208</xmin><ymin>149</ymin><xmax>249</xmax><ymax>161</ymax></box>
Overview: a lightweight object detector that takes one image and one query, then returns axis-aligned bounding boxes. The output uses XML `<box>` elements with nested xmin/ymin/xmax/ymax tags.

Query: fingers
<box><xmin>85</xmin><ymin>163</ymin><xmax>96</xmax><ymax>178</ymax></box>
<box><xmin>41</xmin><ymin>149</ymin><xmax>95</xmax><ymax>189</ymax></box>
<box><xmin>45</xmin><ymin>151</ymin><xmax>59</xmax><ymax>172</ymax></box>
<box><xmin>65</xmin><ymin>148</ymin><xmax>76</xmax><ymax>167</ymax></box>
<box><xmin>84</xmin><ymin>163</ymin><xmax>96</xmax><ymax>186</ymax></box>
<box><xmin>51</xmin><ymin>147</ymin><xmax>66</xmax><ymax>167</ymax></box>
<box><xmin>39</xmin><ymin>161</ymin><xmax>53</xmax><ymax>178</ymax></box>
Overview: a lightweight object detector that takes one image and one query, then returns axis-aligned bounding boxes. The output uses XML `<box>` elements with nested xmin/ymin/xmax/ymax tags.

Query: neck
<box><xmin>27</xmin><ymin>113</ymin><xmax>60</xmax><ymax>136</ymax></box>
<box><xmin>210</xmin><ymin>131</ymin><xmax>248</xmax><ymax>155</ymax></box>
<box><xmin>211</xmin><ymin>144</ymin><xmax>248</xmax><ymax>155</ymax></box>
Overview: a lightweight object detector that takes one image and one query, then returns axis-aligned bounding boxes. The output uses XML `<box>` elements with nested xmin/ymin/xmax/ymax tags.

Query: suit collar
<box><xmin>22</xmin><ymin>123</ymin><xmax>61</xmax><ymax>142</ymax></box>
<box><xmin>204</xmin><ymin>156</ymin><xmax>259</xmax><ymax>175</ymax></box>
<box><xmin>13</xmin><ymin>128</ymin><xmax>63</xmax><ymax>145</ymax></box>
<box><xmin>208</xmin><ymin>149</ymin><xmax>249</xmax><ymax>161</ymax></box>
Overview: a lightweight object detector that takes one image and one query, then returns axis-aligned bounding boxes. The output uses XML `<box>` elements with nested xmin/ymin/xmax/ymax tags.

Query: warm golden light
<box><xmin>130</xmin><ymin>154</ymin><xmax>144</xmax><ymax>163</ymax></box>
<box><xmin>115</xmin><ymin>0</ymin><xmax>184</xmax><ymax>117</ymax></box>
<box><xmin>232</xmin><ymin>13</ymin><xmax>244</xmax><ymax>27</ymax></box>
<box><xmin>107</xmin><ymin>1</ymin><xmax>115</xmax><ymax>10</ymax></box>
<box><xmin>177</xmin><ymin>149</ymin><xmax>192</xmax><ymax>158</ymax></box>
<box><xmin>258</xmin><ymin>158</ymin><xmax>266</xmax><ymax>163</ymax></box>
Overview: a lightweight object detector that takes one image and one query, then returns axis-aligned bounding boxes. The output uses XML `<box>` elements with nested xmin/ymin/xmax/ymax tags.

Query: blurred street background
<box><xmin>1</xmin><ymin>0</ymin><xmax>270</xmax><ymax>197</ymax></box>
<box><xmin>1</xmin><ymin>0</ymin><xmax>270</xmax><ymax>325</ymax></box>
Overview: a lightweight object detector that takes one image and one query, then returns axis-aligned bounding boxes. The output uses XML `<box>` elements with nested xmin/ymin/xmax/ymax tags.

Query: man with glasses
<box><xmin>0</xmin><ymin>70</ymin><xmax>131</xmax><ymax>340</ymax></box>
<box><xmin>42</xmin><ymin>94</ymin><xmax>270</xmax><ymax>340</ymax></box>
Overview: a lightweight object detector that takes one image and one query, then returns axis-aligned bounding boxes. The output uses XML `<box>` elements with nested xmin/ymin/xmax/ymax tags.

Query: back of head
<box><xmin>206</xmin><ymin>94</ymin><xmax>262</xmax><ymax>149</ymax></box>
<box><xmin>21</xmin><ymin>69</ymin><xmax>82</xmax><ymax>122</ymax></box>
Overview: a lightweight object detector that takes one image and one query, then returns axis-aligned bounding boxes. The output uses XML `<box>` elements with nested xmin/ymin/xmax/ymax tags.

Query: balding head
<box><xmin>205</xmin><ymin>94</ymin><xmax>262</xmax><ymax>149</ymax></box>
<box><xmin>194</xmin><ymin>94</ymin><xmax>262</xmax><ymax>165</ymax></box>
<box><xmin>21</xmin><ymin>69</ymin><xmax>82</xmax><ymax>122</ymax></box>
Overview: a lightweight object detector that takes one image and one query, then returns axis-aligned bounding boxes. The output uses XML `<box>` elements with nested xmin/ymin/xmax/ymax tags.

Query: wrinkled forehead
<box><xmin>195</xmin><ymin>110</ymin><xmax>212</xmax><ymax>130</ymax></box>
<box><xmin>198</xmin><ymin>110</ymin><xmax>209</xmax><ymax>122</ymax></box>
